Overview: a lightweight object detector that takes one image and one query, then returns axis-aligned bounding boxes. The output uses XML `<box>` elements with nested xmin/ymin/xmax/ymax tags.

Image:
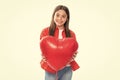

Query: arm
<box><xmin>40</xmin><ymin>27</ymin><xmax>49</xmax><ymax>40</ymax></box>
<box><xmin>70</xmin><ymin>30</ymin><xmax>78</xmax><ymax>60</ymax></box>
<box><xmin>40</xmin><ymin>27</ymin><xmax>49</xmax><ymax>59</ymax></box>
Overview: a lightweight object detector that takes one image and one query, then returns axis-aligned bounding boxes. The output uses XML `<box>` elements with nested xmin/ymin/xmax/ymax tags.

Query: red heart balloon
<box><xmin>40</xmin><ymin>36</ymin><xmax>78</xmax><ymax>71</ymax></box>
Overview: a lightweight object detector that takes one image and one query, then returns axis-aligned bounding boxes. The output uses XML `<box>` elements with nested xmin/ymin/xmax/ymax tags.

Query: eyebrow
<box><xmin>55</xmin><ymin>12</ymin><xmax>67</xmax><ymax>16</ymax></box>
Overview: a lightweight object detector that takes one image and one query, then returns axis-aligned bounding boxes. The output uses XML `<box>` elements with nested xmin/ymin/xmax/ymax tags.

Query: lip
<box><xmin>56</xmin><ymin>20</ymin><xmax>63</xmax><ymax>24</ymax></box>
<box><xmin>56</xmin><ymin>22</ymin><xmax>63</xmax><ymax>26</ymax></box>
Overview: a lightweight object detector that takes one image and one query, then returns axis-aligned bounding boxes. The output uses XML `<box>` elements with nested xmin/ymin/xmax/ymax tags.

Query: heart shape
<box><xmin>40</xmin><ymin>36</ymin><xmax>78</xmax><ymax>71</ymax></box>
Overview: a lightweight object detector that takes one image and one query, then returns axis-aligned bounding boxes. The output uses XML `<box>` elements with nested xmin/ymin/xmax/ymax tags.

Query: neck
<box><xmin>57</xmin><ymin>26</ymin><xmax>64</xmax><ymax>30</ymax></box>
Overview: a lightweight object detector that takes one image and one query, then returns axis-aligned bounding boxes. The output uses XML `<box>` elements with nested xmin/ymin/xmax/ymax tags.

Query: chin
<box><xmin>57</xmin><ymin>25</ymin><xmax>64</xmax><ymax>28</ymax></box>
<box><xmin>56</xmin><ymin>24</ymin><xmax>64</xmax><ymax>27</ymax></box>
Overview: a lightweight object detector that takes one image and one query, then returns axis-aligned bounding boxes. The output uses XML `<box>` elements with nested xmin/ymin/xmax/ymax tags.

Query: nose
<box><xmin>58</xmin><ymin>16</ymin><xmax>62</xmax><ymax>20</ymax></box>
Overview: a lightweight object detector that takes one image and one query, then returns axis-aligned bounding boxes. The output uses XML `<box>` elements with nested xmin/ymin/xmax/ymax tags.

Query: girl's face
<box><xmin>54</xmin><ymin>10</ymin><xmax>68</xmax><ymax>29</ymax></box>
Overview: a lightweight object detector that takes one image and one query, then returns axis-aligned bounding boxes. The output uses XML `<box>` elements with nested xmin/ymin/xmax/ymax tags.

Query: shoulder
<box><xmin>70</xmin><ymin>30</ymin><xmax>75</xmax><ymax>35</ymax></box>
<box><xmin>69</xmin><ymin>29</ymin><xmax>76</xmax><ymax>39</ymax></box>
<box><xmin>69</xmin><ymin>29</ymin><xmax>76</xmax><ymax>37</ymax></box>
<box><xmin>41</xmin><ymin>27</ymin><xmax>49</xmax><ymax>32</ymax></box>
<box><xmin>40</xmin><ymin>27</ymin><xmax>50</xmax><ymax>40</ymax></box>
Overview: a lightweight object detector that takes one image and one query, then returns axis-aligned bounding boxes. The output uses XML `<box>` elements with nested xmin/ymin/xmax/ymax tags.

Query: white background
<box><xmin>0</xmin><ymin>0</ymin><xmax>120</xmax><ymax>80</ymax></box>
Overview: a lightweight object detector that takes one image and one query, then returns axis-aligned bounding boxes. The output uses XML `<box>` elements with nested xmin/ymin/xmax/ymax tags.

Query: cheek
<box><xmin>53</xmin><ymin>16</ymin><xmax>57</xmax><ymax>21</ymax></box>
<box><xmin>63</xmin><ymin>18</ymin><xmax>67</xmax><ymax>23</ymax></box>
<box><xmin>53</xmin><ymin>18</ymin><xmax>57</xmax><ymax>23</ymax></box>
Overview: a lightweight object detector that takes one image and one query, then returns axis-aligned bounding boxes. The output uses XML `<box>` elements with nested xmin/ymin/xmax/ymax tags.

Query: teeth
<box><xmin>57</xmin><ymin>20</ymin><xmax>62</xmax><ymax>23</ymax></box>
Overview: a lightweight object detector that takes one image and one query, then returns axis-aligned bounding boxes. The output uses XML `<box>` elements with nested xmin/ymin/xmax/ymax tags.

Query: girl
<box><xmin>40</xmin><ymin>5</ymin><xmax>80</xmax><ymax>80</ymax></box>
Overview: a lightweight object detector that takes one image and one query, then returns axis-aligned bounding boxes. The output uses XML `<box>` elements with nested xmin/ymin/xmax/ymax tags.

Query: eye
<box><xmin>62</xmin><ymin>15</ymin><xmax>66</xmax><ymax>18</ymax></box>
<box><xmin>56</xmin><ymin>14</ymin><xmax>60</xmax><ymax>17</ymax></box>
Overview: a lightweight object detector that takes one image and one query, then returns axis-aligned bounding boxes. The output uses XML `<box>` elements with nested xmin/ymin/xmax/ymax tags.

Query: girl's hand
<box><xmin>41</xmin><ymin>54</ymin><xmax>46</xmax><ymax>62</ymax></box>
<box><xmin>72</xmin><ymin>51</ymin><xmax>78</xmax><ymax>59</ymax></box>
<box><xmin>69</xmin><ymin>51</ymin><xmax>78</xmax><ymax>62</ymax></box>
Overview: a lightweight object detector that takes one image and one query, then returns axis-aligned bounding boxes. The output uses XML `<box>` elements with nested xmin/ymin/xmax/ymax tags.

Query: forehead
<box><xmin>55</xmin><ymin>10</ymin><xmax>67</xmax><ymax>15</ymax></box>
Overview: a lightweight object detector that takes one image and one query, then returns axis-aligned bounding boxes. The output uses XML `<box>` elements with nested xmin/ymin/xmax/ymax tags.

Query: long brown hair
<box><xmin>49</xmin><ymin>5</ymin><xmax>71</xmax><ymax>37</ymax></box>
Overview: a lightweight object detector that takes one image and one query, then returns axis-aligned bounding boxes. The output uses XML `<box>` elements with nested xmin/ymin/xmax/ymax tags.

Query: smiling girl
<box><xmin>40</xmin><ymin>5</ymin><xmax>80</xmax><ymax>80</ymax></box>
